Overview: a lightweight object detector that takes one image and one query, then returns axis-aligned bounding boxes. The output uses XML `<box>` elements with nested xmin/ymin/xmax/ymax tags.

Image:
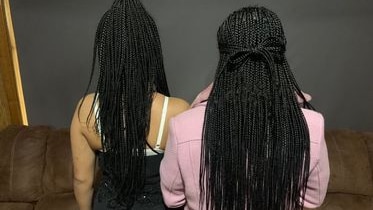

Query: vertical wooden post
<box><xmin>0</xmin><ymin>0</ymin><xmax>28</xmax><ymax>130</ymax></box>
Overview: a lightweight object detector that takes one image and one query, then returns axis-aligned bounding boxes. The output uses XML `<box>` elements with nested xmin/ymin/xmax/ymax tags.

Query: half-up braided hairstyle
<box><xmin>83</xmin><ymin>0</ymin><xmax>169</xmax><ymax>208</ymax></box>
<box><xmin>200</xmin><ymin>7</ymin><xmax>312</xmax><ymax>210</ymax></box>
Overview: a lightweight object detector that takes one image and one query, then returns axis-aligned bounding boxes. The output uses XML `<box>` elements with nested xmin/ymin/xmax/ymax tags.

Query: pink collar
<box><xmin>191</xmin><ymin>82</ymin><xmax>312</xmax><ymax>108</ymax></box>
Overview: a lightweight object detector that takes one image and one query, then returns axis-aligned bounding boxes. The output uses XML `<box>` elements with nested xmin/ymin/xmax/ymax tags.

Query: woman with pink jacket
<box><xmin>160</xmin><ymin>6</ymin><xmax>329</xmax><ymax>210</ymax></box>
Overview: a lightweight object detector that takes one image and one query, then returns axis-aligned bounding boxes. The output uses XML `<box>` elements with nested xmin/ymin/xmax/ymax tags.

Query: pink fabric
<box><xmin>160</xmin><ymin>86</ymin><xmax>329</xmax><ymax>210</ymax></box>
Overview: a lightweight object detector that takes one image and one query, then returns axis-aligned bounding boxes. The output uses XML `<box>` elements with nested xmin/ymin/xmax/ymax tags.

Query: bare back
<box><xmin>71</xmin><ymin>93</ymin><xmax>190</xmax><ymax>152</ymax></box>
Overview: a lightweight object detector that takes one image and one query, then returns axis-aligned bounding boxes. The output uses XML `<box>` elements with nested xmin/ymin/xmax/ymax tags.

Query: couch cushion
<box><xmin>312</xmin><ymin>193</ymin><xmax>373</xmax><ymax>210</ymax></box>
<box><xmin>43</xmin><ymin>128</ymin><xmax>74</xmax><ymax>193</ymax></box>
<box><xmin>35</xmin><ymin>192</ymin><xmax>78</xmax><ymax>210</ymax></box>
<box><xmin>0</xmin><ymin>125</ymin><xmax>50</xmax><ymax>202</ymax></box>
<box><xmin>0</xmin><ymin>202</ymin><xmax>34</xmax><ymax>210</ymax></box>
<box><xmin>326</xmin><ymin>130</ymin><xmax>373</xmax><ymax>196</ymax></box>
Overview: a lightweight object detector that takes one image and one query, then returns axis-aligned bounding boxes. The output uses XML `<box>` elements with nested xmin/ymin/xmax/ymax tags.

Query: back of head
<box><xmin>200</xmin><ymin>7</ymin><xmax>311</xmax><ymax>210</ymax></box>
<box><xmin>84</xmin><ymin>0</ymin><xmax>170</xmax><ymax>208</ymax></box>
<box><xmin>93</xmin><ymin>0</ymin><xmax>169</xmax><ymax>97</ymax></box>
<box><xmin>218</xmin><ymin>7</ymin><xmax>285</xmax><ymax>53</ymax></box>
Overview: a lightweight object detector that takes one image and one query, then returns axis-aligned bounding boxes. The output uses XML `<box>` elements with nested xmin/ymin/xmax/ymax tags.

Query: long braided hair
<box><xmin>82</xmin><ymin>0</ymin><xmax>169</xmax><ymax>208</ymax></box>
<box><xmin>200</xmin><ymin>7</ymin><xmax>312</xmax><ymax>210</ymax></box>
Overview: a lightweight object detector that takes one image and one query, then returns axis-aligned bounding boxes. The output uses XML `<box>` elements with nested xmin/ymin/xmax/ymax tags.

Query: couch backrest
<box><xmin>0</xmin><ymin>125</ymin><xmax>74</xmax><ymax>203</ymax></box>
<box><xmin>42</xmin><ymin>128</ymin><xmax>74</xmax><ymax>193</ymax></box>
<box><xmin>366</xmin><ymin>132</ymin><xmax>373</xmax><ymax>183</ymax></box>
<box><xmin>0</xmin><ymin>125</ymin><xmax>49</xmax><ymax>202</ymax></box>
<box><xmin>2</xmin><ymin>126</ymin><xmax>373</xmax><ymax>203</ymax></box>
<box><xmin>325</xmin><ymin>129</ymin><xmax>373</xmax><ymax>196</ymax></box>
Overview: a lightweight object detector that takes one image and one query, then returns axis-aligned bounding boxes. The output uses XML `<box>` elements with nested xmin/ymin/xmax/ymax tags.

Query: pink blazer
<box><xmin>160</xmin><ymin>86</ymin><xmax>330</xmax><ymax>210</ymax></box>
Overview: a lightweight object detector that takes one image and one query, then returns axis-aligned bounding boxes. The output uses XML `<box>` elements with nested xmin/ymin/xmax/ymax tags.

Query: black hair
<box><xmin>82</xmin><ymin>0</ymin><xmax>169</xmax><ymax>208</ymax></box>
<box><xmin>200</xmin><ymin>6</ymin><xmax>312</xmax><ymax>210</ymax></box>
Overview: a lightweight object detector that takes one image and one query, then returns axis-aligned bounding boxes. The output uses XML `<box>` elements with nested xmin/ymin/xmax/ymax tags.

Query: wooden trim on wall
<box><xmin>0</xmin><ymin>0</ymin><xmax>28</xmax><ymax>130</ymax></box>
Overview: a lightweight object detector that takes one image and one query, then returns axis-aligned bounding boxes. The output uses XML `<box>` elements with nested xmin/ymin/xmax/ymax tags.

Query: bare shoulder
<box><xmin>71</xmin><ymin>93</ymin><xmax>97</xmax><ymax>129</ymax></box>
<box><xmin>167</xmin><ymin>96</ymin><xmax>190</xmax><ymax>116</ymax></box>
<box><xmin>169</xmin><ymin>97</ymin><xmax>190</xmax><ymax>109</ymax></box>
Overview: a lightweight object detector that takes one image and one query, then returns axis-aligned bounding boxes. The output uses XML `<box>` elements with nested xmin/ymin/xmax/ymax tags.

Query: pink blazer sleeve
<box><xmin>303</xmin><ymin>113</ymin><xmax>330</xmax><ymax>208</ymax></box>
<box><xmin>160</xmin><ymin>119</ymin><xmax>186</xmax><ymax>208</ymax></box>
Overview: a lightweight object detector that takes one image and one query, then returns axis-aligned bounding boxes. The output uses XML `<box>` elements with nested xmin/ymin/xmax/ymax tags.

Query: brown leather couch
<box><xmin>0</xmin><ymin>125</ymin><xmax>78</xmax><ymax>210</ymax></box>
<box><xmin>313</xmin><ymin>130</ymin><xmax>373</xmax><ymax>210</ymax></box>
<box><xmin>0</xmin><ymin>125</ymin><xmax>372</xmax><ymax>210</ymax></box>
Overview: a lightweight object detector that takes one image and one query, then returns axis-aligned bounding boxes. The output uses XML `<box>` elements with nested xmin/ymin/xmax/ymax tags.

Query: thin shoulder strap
<box><xmin>94</xmin><ymin>97</ymin><xmax>102</xmax><ymax>135</ymax></box>
<box><xmin>154</xmin><ymin>96</ymin><xmax>169</xmax><ymax>149</ymax></box>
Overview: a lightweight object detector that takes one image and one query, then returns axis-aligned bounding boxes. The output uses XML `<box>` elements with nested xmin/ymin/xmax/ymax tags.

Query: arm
<box><xmin>160</xmin><ymin>118</ymin><xmax>186</xmax><ymax>208</ymax></box>
<box><xmin>70</xmin><ymin>104</ymin><xmax>96</xmax><ymax>210</ymax></box>
<box><xmin>304</xmin><ymin>116</ymin><xmax>330</xmax><ymax>208</ymax></box>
